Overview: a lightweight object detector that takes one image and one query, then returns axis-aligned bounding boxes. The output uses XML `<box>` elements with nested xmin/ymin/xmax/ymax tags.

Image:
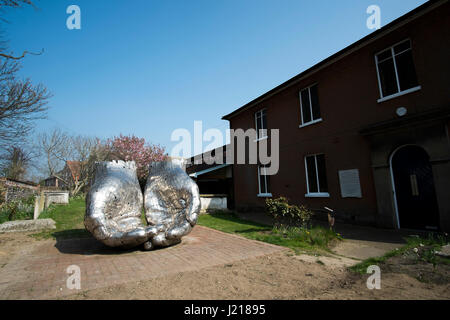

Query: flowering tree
<box><xmin>107</xmin><ymin>134</ymin><xmax>167</xmax><ymax>182</ymax></box>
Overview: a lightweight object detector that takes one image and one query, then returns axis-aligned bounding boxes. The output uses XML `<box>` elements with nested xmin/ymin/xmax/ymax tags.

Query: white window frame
<box><xmin>304</xmin><ymin>154</ymin><xmax>330</xmax><ymax>198</ymax></box>
<box><xmin>257</xmin><ymin>165</ymin><xmax>272</xmax><ymax>197</ymax></box>
<box><xmin>254</xmin><ymin>109</ymin><xmax>268</xmax><ymax>142</ymax></box>
<box><xmin>299</xmin><ymin>83</ymin><xmax>322</xmax><ymax>128</ymax></box>
<box><xmin>375</xmin><ymin>38</ymin><xmax>421</xmax><ymax>103</ymax></box>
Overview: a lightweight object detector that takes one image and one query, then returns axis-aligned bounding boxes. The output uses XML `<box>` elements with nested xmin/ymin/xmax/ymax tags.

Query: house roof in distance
<box><xmin>222</xmin><ymin>0</ymin><xmax>446</xmax><ymax>121</ymax></box>
<box><xmin>66</xmin><ymin>161</ymin><xmax>82</xmax><ymax>181</ymax></box>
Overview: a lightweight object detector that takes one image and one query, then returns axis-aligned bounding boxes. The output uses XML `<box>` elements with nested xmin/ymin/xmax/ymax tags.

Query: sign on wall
<box><xmin>339</xmin><ymin>169</ymin><xmax>362</xmax><ymax>198</ymax></box>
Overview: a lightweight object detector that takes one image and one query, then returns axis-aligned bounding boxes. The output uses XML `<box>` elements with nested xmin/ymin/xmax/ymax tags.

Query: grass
<box><xmin>31</xmin><ymin>197</ymin><xmax>340</xmax><ymax>255</ymax></box>
<box><xmin>198</xmin><ymin>211</ymin><xmax>341</xmax><ymax>255</ymax></box>
<box><xmin>0</xmin><ymin>196</ymin><xmax>35</xmax><ymax>224</ymax></box>
<box><xmin>350</xmin><ymin>233</ymin><xmax>450</xmax><ymax>274</ymax></box>
<box><xmin>32</xmin><ymin>196</ymin><xmax>90</xmax><ymax>240</ymax></box>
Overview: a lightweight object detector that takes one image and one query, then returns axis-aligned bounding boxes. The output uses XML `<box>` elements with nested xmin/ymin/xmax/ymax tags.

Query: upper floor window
<box><xmin>304</xmin><ymin>154</ymin><xmax>329</xmax><ymax>198</ymax></box>
<box><xmin>375</xmin><ymin>39</ymin><xmax>420</xmax><ymax>102</ymax></box>
<box><xmin>255</xmin><ymin>109</ymin><xmax>267</xmax><ymax>140</ymax></box>
<box><xmin>299</xmin><ymin>84</ymin><xmax>321</xmax><ymax>127</ymax></box>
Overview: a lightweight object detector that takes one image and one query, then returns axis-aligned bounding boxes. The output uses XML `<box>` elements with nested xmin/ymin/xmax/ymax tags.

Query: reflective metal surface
<box><xmin>143</xmin><ymin>161</ymin><xmax>200</xmax><ymax>250</ymax></box>
<box><xmin>85</xmin><ymin>160</ymin><xmax>200</xmax><ymax>250</ymax></box>
<box><xmin>84</xmin><ymin>161</ymin><xmax>153</xmax><ymax>248</ymax></box>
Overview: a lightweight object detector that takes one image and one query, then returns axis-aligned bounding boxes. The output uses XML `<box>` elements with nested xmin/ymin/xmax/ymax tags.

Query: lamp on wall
<box><xmin>396</xmin><ymin>107</ymin><xmax>408</xmax><ymax>117</ymax></box>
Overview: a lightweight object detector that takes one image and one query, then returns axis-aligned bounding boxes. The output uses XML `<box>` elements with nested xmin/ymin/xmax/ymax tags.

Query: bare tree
<box><xmin>36</xmin><ymin>128</ymin><xmax>72</xmax><ymax>179</ymax></box>
<box><xmin>0</xmin><ymin>59</ymin><xmax>49</xmax><ymax>148</ymax></box>
<box><xmin>0</xmin><ymin>145</ymin><xmax>32</xmax><ymax>180</ymax></box>
<box><xmin>0</xmin><ymin>0</ymin><xmax>49</xmax><ymax>149</ymax></box>
<box><xmin>36</xmin><ymin>130</ymin><xmax>110</xmax><ymax>195</ymax></box>
<box><xmin>0</xmin><ymin>0</ymin><xmax>33</xmax><ymax>8</ymax></box>
<box><xmin>68</xmin><ymin>135</ymin><xmax>99</xmax><ymax>195</ymax></box>
<box><xmin>0</xmin><ymin>1</ymin><xmax>39</xmax><ymax>59</ymax></box>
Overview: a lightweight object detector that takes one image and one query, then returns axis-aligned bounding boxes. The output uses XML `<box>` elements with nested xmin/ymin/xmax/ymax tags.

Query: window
<box><xmin>258</xmin><ymin>165</ymin><xmax>271</xmax><ymax>197</ymax></box>
<box><xmin>255</xmin><ymin>109</ymin><xmax>267</xmax><ymax>140</ymax></box>
<box><xmin>304</xmin><ymin>154</ymin><xmax>329</xmax><ymax>197</ymax></box>
<box><xmin>375</xmin><ymin>39</ymin><xmax>420</xmax><ymax>101</ymax></box>
<box><xmin>299</xmin><ymin>84</ymin><xmax>321</xmax><ymax>126</ymax></box>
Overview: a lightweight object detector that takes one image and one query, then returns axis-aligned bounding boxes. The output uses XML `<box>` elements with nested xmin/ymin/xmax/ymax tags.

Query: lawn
<box><xmin>33</xmin><ymin>196</ymin><xmax>341</xmax><ymax>255</ymax></box>
<box><xmin>33</xmin><ymin>196</ymin><xmax>90</xmax><ymax>240</ymax></box>
<box><xmin>198</xmin><ymin>211</ymin><xmax>341</xmax><ymax>255</ymax></box>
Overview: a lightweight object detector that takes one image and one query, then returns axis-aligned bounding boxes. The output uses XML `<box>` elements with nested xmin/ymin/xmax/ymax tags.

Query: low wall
<box><xmin>200</xmin><ymin>194</ymin><xmax>227</xmax><ymax>213</ymax></box>
<box><xmin>44</xmin><ymin>191</ymin><xmax>69</xmax><ymax>209</ymax></box>
<box><xmin>33</xmin><ymin>190</ymin><xmax>70</xmax><ymax>220</ymax></box>
<box><xmin>0</xmin><ymin>178</ymin><xmax>39</xmax><ymax>203</ymax></box>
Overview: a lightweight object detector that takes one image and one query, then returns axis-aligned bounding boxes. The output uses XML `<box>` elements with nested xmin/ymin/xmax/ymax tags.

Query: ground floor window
<box><xmin>304</xmin><ymin>154</ymin><xmax>329</xmax><ymax>197</ymax></box>
<box><xmin>258</xmin><ymin>165</ymin><xmax>271</xmax><ymax>197</ymax></box>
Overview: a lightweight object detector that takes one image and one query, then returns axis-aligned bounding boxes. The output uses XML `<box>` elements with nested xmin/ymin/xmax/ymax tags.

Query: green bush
<box><xmin>266</xmin><ymin>197</ymin><xmax>314</xmax><ymax>228</ymax></box>
<box><xmin>0</xmin><ymin>195</ymin><xmax>35</xmax><ymax>224</ymax></box>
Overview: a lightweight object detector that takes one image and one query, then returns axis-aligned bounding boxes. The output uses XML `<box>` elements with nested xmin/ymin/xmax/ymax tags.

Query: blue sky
<box><xmin>3</xmin><ymin>0</ymin><xmax>427</xmax><ymax>156</ymax></box>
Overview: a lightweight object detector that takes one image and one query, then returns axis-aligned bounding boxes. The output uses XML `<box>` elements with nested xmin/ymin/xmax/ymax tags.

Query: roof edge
<box><xmin>222</xmin><ymin>0</ymin><xmax>446</xmax><ymax>121</ymax></box>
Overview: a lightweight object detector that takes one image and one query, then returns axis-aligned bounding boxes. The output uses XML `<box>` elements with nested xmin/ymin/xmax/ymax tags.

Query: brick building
<box><xmin>222</xmin><ymin>1</ymin><xmax>450</xmax><ymax>231</ymax></box>
<box><xmin>43</xmin><ymin>161</ymin><xmax>82</xmax><ymax>190</ymax></box>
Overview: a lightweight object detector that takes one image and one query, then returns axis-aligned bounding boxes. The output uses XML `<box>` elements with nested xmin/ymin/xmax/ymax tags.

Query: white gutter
<box><xmin>189</xmin><ymin>164</ymin><xmax>231</xmax><ymax>178</ymax></box>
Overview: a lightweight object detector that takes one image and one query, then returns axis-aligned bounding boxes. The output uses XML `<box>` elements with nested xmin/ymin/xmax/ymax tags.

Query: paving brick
<box><xmin>0</xmin><ymin>226</ymin><xmax>284</xmax><ymax>299</ymax></box>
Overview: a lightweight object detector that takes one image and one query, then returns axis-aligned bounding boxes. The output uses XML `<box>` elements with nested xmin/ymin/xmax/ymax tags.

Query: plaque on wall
<box><xmin>339</xmin><ymin>169</ymin><xmax>362</xmax><ymax>198</ymax></box>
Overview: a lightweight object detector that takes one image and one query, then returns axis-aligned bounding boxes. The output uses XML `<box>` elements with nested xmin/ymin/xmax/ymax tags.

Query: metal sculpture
<box><xmin>84</xmin><ymin>160</ymin><xmax>200</xmax><ymax>250</ymax></box>
<box><xmin>143</xmin><ymin>161</ymin><xmax>200</xmax><ymax>250</ymax></box>
<box><xmin>84</xmin><ymin>161</ymin><xmax>153</xmax><ymax>248</ymax></box>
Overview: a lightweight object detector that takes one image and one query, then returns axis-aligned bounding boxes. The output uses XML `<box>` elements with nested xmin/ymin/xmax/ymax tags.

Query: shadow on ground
<box><xmin>52</xmin><ymin>229</ymin><xmax>184</xmax><ymax>256</ymax></box>
<box><xmin>53</xmin><ymin>230</ymin><xmax>143</xmax><ymax>256</ymax></box>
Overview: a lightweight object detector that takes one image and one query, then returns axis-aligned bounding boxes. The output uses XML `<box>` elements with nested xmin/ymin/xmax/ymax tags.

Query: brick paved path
<box><xmin>0</xmin><ymin>226</ymin><xmax>284</xmax><ymax>300</ymax></box>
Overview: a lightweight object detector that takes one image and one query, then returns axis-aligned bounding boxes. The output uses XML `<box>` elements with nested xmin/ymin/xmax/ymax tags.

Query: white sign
<box><xmin>339</xmin><ymin>169</ymin><xmax>362</xmax><ymax>198</ymax></box>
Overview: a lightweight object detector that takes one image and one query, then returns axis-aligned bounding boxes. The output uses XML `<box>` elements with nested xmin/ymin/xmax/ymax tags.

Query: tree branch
<box><xmin>0</xmin><ymin>48</ymin><xmax>44</xmax><ymax>60</ymax></box>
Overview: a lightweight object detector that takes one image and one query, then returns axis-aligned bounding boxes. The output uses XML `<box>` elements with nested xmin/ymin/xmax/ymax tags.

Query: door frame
<box><xmin>389</xmin><ymin>144</ymin><xmax>420</xmax><ymax>229</ymax></box>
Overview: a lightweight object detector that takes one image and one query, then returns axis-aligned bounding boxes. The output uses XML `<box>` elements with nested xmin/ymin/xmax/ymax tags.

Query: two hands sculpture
<box><xmin>84</xmin><ymin>160</ymin><xmax>200</xmax><ymax>250</ymax></box>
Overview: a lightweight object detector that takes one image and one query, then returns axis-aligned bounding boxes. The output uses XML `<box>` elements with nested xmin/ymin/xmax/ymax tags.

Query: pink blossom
<box><xmin>107</xmin><ymin>134</ymin><xmax>168</xmax><ymax>180</ymax></box>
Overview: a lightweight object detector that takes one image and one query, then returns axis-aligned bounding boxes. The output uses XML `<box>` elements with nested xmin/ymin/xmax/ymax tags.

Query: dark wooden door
<box><xmin>392</xmin><ymin>145</ymin><xmax>440</xmax><ymax>230</ymax></box>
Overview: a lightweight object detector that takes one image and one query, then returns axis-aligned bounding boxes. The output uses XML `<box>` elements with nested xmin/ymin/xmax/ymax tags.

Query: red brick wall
<box><xmin>228</xmin><ymin>3</ymin><xmax>450</xmax><ymax>223</ymax></box>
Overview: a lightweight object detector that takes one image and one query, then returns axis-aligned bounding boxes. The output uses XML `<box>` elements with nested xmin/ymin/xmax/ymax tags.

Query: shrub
<box><xmin>266</xmin><ymin>197</ymin><xmax>314</xmax><ymax>228</ymax></box>
<box><xmin>0</xmin><ymin>195</ymin><xmax>35</xmax><ymax>224</ymax></box>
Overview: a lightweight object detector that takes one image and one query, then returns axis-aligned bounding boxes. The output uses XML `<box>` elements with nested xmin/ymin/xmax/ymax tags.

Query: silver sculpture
<box><xmin>143</xmin><ymin>161</ymin><xmax>200</xmax><ymax>250</ymax></box>
<box><xmin>84</xmin><ymin>160</ymin><xmax>200</xmax><ymax>250</ymax></box>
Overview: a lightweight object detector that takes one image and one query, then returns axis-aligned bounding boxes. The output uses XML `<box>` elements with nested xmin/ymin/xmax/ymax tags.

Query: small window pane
<box><xmin>300</xmin><ymin>89</ymin><xmax>312</xmax><ymax>124</ymax></box>
<box><xmin>378</xmin><ymin>58</ymin><xmax>398</xmax><ymax>97</ymax></box>
<box><xmin>395</xmin><ymin>50</ymin><xmax>419</xmax><ymax>91</ymax></box>
<box><xmin>265</xmin><ymin>173</ymin><xmax>270</xmax><ymax>194</ymax></box>
<box><xmin>306</xmin><ymin>156</ymin><xmax>318</xmax><ymax>193</ymax></box>
<box><xmin>259</xmin><ymin>166</ymin><xmax>270</xmax><ymax>194</ymax></box>
<box><xmin>316</xmin><ymin>154</ymin><xmax>329</xmax><ymax>193</ymax></box>
<box><xmin>310</xmin><ymin>85</ymin><xmax>321</xmax><ymax>120</ymax></box>
<box><xmin>258</xmin><ymin>115</ymin><xmax>263</xmax><ymax>135</ymax></box>
<box><xmin>377</xmin><ymin>49</ymin><xmax>392</xmax><ymax>62</ymax></box>
<box><xmin>394</xmin><ymin>40</ymin><xmax>411</xmax><ymax>54</ymax></box>
<box><xmin>261</xmin><ymin>111</ymin><xmax>267</xmax><ymax>135</ymax></box>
